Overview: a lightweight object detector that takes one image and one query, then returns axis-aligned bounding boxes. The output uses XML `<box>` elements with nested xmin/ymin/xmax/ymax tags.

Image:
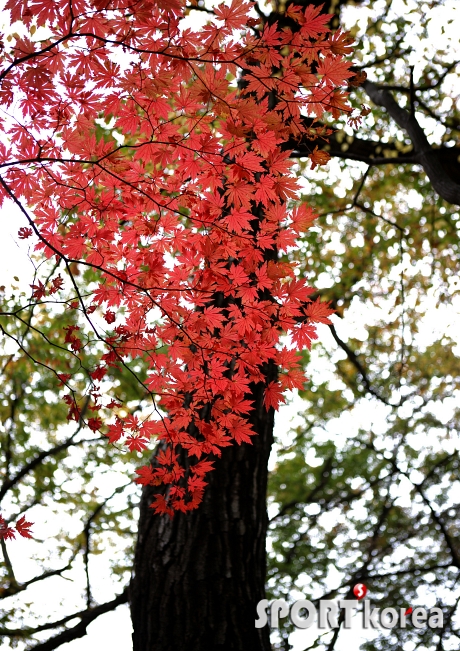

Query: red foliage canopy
<box><xmin>0</xmin><ymin>0</ymin><xmax>354</xmax><ymax>521</ymax></box>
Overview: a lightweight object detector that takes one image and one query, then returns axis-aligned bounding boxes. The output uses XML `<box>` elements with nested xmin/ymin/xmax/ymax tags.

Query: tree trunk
<box><xmin>130</xmin><ymin>380</ymin><xmax>274</xmax><ymax>651</ymax></box>
<box><xmin>129</xmin><ymin>5</ymin><xmax>351</xmax><ymax>647</ymax></box>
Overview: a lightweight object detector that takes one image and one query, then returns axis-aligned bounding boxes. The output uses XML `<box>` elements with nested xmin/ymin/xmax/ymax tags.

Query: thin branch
<box><xmin>0</xmin><ymin>588</ymin><xmax>129</xmax><ymax>651</ymax></box>
<box><xmin>371</xmin><ymin>59</ymin><xmax>460</xmax><ymax>94</ymax></box>
<box><xmin>328</xmin><ymin>322</ymin><xmax>397</xmax><ymax>407</ymax></box>
<box><xmin>0</xmin><ymin>553</ymin><xmax>79</xmax><ymax>600</ymax></box>
<box><xmin>269</xmin><ymin>456</ymin><xmax>335</xmax><ymax>522</ymax></box>
<box><xmin>351</xmin><ymin>166</ymin><xmax>371</xmax><ymax>206</ymax></box>
<box><xmin>415</xmin><ymin>97</ymin><xmax>460</xmax><ymax>133</ymax></box>
<box><xmin>352</xmin><ymin>40</ymin><xmax>410</xmax><ymax>71</ymax></box>
<box><xmin>413</xmin><ymin>482</ymin><xmax>460</xmax><ymax>569</ymax></box>
<box><xmin>1</xmin><ymin>538</ymin><xmax>17</xmax><ymax>585</ymax></box>
<box><xmin>0</xmin><ymin>396</ymin><xmax>90</xmax><ymax>503</ymax></box>
<box><xmin>409</xmin><ymin>65</ymin><xmax>415</xmax><ymax>119</ymax></box>
<box><xmin>81</xmin><ymin>482</ymin><xmax>131</xmax><ymax>609</ymax></box>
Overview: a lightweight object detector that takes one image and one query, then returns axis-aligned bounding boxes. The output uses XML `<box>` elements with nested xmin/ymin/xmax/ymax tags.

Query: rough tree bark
<box><xmin>130</xmin><ymin>381</ymin><xmax>275</xmax><ymax>651</ymax></box>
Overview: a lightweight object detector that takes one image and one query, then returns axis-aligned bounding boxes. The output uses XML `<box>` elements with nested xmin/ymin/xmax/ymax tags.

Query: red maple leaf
<box><xmin>18</xmin><ymin>226</ymin><xmax>33</xmax><ymax>239</ymax></box>
<box><xmin>16</xmin><ymin>515</ymin><xmax>33</xmax><ymax>539</ymax></box>
<box><xmin>191</xmin><ymin>459</ymin><xmax>215</xmax><ymax>477</ymax></box>
<box><xmin>150</xmin><ymin>494</ymin><xmax>174</xmax><ymax>517</ymax></box>
<box><xmin>264</xmin><ymin>381</ymin><xmax>285</xmax><ymax>410</ymax></box>
<box><xmin>292</xmin><ymin>322</ymin><xmax>318</xmax><ymax>350</ymax></box>
<box><xmin>0</xmin><ymin>515</ymin><xmax>16</xmax><ymax>540</ymax></box>
<box><xmin>30</xmin><ymin>280</ymin><xmax>46</xmax><ymax>300</ymax></box>
<box><xmin>126</xmin><ymin>436</ymin><xmax>149</xmax><ymax>452</ymax></box>
<box><xmin>87</xmin><ymin>417</ymin><xmax>103</xmax><ymax>432</ymax></box>
<box><xmin>302</xmin><ymin>4</ymin><xmax>332</xmax><ymax>37</ymax></box>
<box><xmin>304</xmin><ymin>297</ymin><xmax>335</xmax><ymax>324</ymax></box>
<box><xmin>326</xmin><ymin>29</ymin><xmax>355</xmax><ymax>56</ymax></box>
<box><xmin>214</xmin><ymin>0</ymin><xmax>250</xmax><ymax>29</ymax></box>
<box><xmin>317</xmin><ymin>56</ymin><xmax>355</xmax><ymax>88</ymax></box>
<box><xmin>225</xmin><ymin>209</ymin><xmax>253</xmax><ymax>234</ymax></box>
<box><xmin>90</xmin><ymin>366</ymin><xmax>107</xmax><ymax>381</ymax></box>
<box><xmin>134</xmin><ymin>465</ymin><xmax>156</xmax><ymax>486</ymax></box>
<box><xmin>49</xmin><ymin>275</ymin><xmax>64</xmax><ymax>294</ymax></box>
<box><xmin>309</xmin><ymin>145</ymin><xmax>331</xmax><ymax>170</ymax></box>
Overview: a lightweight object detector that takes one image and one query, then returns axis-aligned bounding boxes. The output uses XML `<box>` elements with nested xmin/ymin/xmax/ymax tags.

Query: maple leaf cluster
<box><xmin>0</xmin><ymin>514</ymin><xmax>33</xmax><ymax>540</ymax></box>
<box><xmin>0</xmin><ymin>0</ymin><xmax>353</xmax><ymax>516</ymax></box>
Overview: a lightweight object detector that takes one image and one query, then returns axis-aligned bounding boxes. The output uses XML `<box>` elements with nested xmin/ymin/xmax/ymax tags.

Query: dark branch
<box><xmin>362</xmin><ymin>79</ymin><xmax>460</xmax><ymax>205</ymax></box>
<box><xmin>290</xmin><ymin>122</ymin><xmax>460</xmax><ymax>189</ymax></box>
<box><xmin>269</xmin><ymin>455</ymin><xmax>335</xmax><ymax>522</ymax></box>
<box><xmin>1</xmin><ymin>538</ymin><xmax>17</xmax><ymax>586</ymax></box>
<box><xmin>1</xmin><ymin>587</ymin><xmax>129</xmax><ymax>650</ymax></box>
<box><xmin>0</xmin><ymin>397</ymin><xmax>90</xmax><ymax>503</ymax></box>
<box><xmin>0</xmin><ymin>556</ymin><xmax>78</xmax><ymax>600</ymax></box>
<box><xmin>328</xmin><ymin>322</ymin><xmax>397</xmax><ymax>407</ymax></box>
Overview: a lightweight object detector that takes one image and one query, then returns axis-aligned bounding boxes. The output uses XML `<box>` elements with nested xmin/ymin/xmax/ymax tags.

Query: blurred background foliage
<box><xmin>0</xmin><ymin>285</ymin><xmax>141</xmax><ymax>648</ymax></box>
<box><xmin>267</xmin><ymin>0</ymin><xmax>460</xmax><ymax>649</ymax></box>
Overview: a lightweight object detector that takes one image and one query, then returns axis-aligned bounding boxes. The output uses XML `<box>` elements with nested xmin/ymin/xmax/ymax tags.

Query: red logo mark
<box><xmin>353</xmin><ymin>583</ymin><xmax>367</xmax><ymax>599</ymax></box>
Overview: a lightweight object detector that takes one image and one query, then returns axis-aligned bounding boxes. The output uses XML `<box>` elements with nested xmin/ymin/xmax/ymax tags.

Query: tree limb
<box><xmin>0</xmin><ymin>396</ymin><xmax>91</xmax><ymax>503</ymax></box>
<box><xmin>0</xmin><ymin>587</ymin><xmax>129</xmax><ymax>650</ymax></box>
<box><xmin>290</xmin><ymin>125</ymin><xmax>460</xmax><ymax>190</ymax></box>
<box><xmin>0</xmin><ymin>555</ymin><xmax>78</xmax><ymax>599</ymax></box>
<box><xmin>363</xmin><ymin>79</ymin><xmax>460</xmax><ymax>205</ymax></box>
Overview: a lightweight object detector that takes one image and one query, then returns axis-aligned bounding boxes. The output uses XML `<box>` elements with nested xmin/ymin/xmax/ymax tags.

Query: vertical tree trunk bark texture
<box><xmin>130</xmin><ymin>381</ymin><xmax>274</xmax><ymax>651</ymax></box>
